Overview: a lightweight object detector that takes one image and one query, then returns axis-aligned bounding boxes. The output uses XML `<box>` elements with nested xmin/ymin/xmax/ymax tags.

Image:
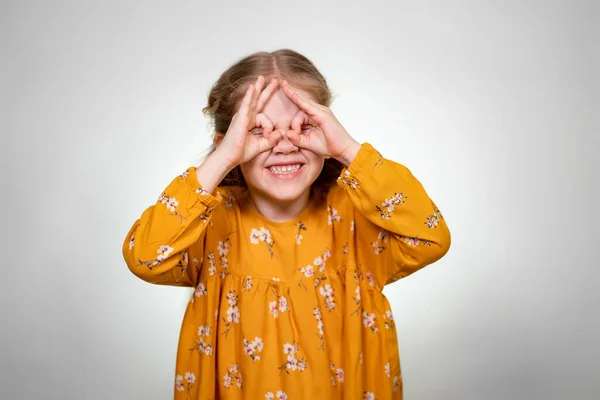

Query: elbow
<box><xmin>430</xmin><ymin>225</ymin><xmax>451</xmax><ymax>263</ymax></box>
<box><xmin>122</xmin><ymin>235</ymin><xmax>153</xmax><ymax>283</ymax></box>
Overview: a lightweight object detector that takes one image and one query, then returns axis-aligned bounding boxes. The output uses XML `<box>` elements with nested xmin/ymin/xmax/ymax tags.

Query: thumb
<box><xmin>285</xmin><ymin>130</ymin><xmax>306</xmax><ymax>148</ymax></box>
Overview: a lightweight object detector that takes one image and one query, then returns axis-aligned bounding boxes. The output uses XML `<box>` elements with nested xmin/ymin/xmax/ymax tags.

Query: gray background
<box><xmin>2</xmin><ymin>0</ymin><xmax>598</xmax><ymax>399</ymax></box>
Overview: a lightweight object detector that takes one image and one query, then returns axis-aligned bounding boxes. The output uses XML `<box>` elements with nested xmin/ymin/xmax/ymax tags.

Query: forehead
<box><xmin>259</xmin><ymin>87</ymin><xmax>316</xmax><ymax>119</ymax></box>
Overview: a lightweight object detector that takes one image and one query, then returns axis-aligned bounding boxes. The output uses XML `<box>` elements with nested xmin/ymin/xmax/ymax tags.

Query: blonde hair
<box><xmin>201</xmin><ymin>49</ymin><xmax>343</xmax><ymax>200</ymax></box>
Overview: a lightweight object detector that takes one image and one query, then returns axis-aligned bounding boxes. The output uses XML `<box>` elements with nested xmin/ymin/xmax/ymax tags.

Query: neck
<box><xmin>247</xmin><ymin>189</ymin><xmax>311</xmax><ymax>223</ymax></box>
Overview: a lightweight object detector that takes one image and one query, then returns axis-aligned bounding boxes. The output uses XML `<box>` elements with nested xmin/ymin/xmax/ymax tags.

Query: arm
<box><xmin>337</xmin><ymin>143</ymin><xmax>451</xmax><ymax>287</ymax></box>
<box><xmin>122</xmin><ymin>152</ymin><xmax>233</xmax><ymax>287</ymax></box>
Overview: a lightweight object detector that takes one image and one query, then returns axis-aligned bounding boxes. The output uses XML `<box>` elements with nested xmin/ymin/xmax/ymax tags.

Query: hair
<box><xmin>201</xmin><ymin>49</ymin><xmax>344</xmax><ymax>202</ymax></box>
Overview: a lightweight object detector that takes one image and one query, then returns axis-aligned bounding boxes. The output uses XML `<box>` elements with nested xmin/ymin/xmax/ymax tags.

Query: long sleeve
<box><xmin>337</xmin><ymin>143</ymin><xmax>451</xmax><ymax>287</ymax></box>
<box><xmin>122</xmin><ymin>167</ymin><xmax>222</xmax><ymax>287</ymax></box>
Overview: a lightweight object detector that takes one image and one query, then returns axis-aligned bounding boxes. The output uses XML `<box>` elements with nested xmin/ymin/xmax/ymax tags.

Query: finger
<box><xmin>255</xmin><ymin>113</ymin><xmax>274</xmax><ymax>137</ymax></box>
<box><xmin>255</xmin><ymin>78</ymin><xmax>279</xmax><ymax>113</ymax></box>
<box><xmin>290</xmin><ymin>110</ymin><xmax>309</xmax><ymax>134</ymax></box>
<box><xmin>285</xmin><ymin>130</ymin><xmax>307</xmax><ymax>149</ymax></box>
<box><xmin>265</xmin><ymin>130</ymin><xmax>282</xmax><ymax>148</ymax></box>
<box><xmin>248</xmin><ymin>75</ymin><xmax>265</xmax><ymax>116</ymax></box>
<box><xmin>281</xmin><ymin>80</ymin><xmax>324</xmax><ymax>123</ymax></box>
<box><xmin>238</xmin><ymin>84</ymin><xmax>255</xmax><ymax>115</ymax></box>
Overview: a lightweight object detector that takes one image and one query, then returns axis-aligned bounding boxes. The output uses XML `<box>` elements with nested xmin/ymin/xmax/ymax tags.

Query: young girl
<box><xmin>123</xmin><ymin>49</ymin><xmax>451</xmax><ymax>399</ymax></box>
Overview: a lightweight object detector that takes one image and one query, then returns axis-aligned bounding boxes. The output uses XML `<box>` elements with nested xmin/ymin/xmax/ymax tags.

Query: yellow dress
<box><xmin>123</xmin><ymin>143</ymin><xmax>451</xmax><ymax>399</ymax></box>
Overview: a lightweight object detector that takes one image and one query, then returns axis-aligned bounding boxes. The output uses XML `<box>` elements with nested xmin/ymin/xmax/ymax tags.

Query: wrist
<box><xmin>212</xmin><ymin>148</ymin><xmax>238</xmax><ymax>171</ymax></box>
<box><xmin>337</xmin><ymin>140</ymin><xmax>361</xmax><ymax>167</ymax></box>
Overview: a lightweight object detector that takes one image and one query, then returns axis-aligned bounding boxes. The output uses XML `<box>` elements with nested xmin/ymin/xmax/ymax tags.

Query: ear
<box><xmin>213</xmin><ymin>133</ymin><xmax>225</xmax><ymax>148</ymax></box>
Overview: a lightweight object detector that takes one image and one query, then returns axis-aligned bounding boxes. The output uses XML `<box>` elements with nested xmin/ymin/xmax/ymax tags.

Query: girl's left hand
<box><xmin>281</xmin><ymin>80</ymin><xmax>361</xmax><ymax>166</ymax></box>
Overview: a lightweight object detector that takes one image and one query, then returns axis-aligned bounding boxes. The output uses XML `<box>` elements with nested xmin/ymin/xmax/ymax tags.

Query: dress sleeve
<box><xmin>122</xmin><ymin>167</ymin><xmax>222</xmax><ymax>287</ymax></box>
<box><xmin>337</xmin><ymin>143</ymin><xmax>451</xmax><ymax>287</ymax></box>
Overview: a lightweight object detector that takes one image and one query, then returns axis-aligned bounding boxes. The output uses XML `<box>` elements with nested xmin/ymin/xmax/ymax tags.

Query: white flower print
<box><xmin>193</xmin><ymin>282</ymin><xmax>207</xmax><ymax>299</ymax></box>
<box><xmin>223</xmin><ymin>363</ymin><xmax>242</xmax><ymax>389</ymax></box>
<box><xmin>329</xmin><ymin>361</ymin><xmax>344</xmax><ymax>387</ymax></box>
<box><xmin>363</xmin><ymin>392</ymin><xmax>376</xmax><ymax>400</ymax></box>
<box><xmin>207</xmin><ymin>252</ymin><xmax>217</xmax><ymax>276</ymax></box>
<box><xmin>319</xmin><ymin>284</ymin><xmax>335</xmax><ymax>311</ymax></box>
<box><xmin>268</xmin><ymin>287</ymin><xmax>289</xmax><ymax>319</ymax></box>
<box><xmin>384</xmin><ymin>309</ymin><xmax>395</xmax><ymax>329</ymax></box>
<box><xmin>243</xmin><ymin>276</ymin><xmax>253</xmax><ymax>292</ymax></box>
<box><xmin>295</xmin><ymin>221</ymin><xmax>307</xmax><ymax>245</ymax></box>
<box><xmin>276</xmin><ymin>391</ymin><xmax>288</xmax><ymax>400</ymax></box>
<box><xmin>278</xmin><ymin>296</ymin><xmax>289</xmax><ymax>312</ymax></box>
<box><xmin>190</xmin><ymin>324</ymin><xmax>213</xmax><ymax>356</ymax></box>
<box><xmin>269</xmin><ymin>301</ymin><xmax>279</xmax><ymax>318</ymax></box>
<box><xmin>371</xmin><ymin>230</ymin><xmax>389</xmax><ymax>255</ymax></box>
<box><xmin>175</xmin><ymin>374</ymin><xmax>184</xmax><ymax>391</ymax></box>
<box><xmin>250</xmin><ymin>227</ymin><xmax>275</xmax><ymax>257</ymax></box>
<box><xmin>365</xmin><ymin>271</ymin><xmax>375</xmax><ymax>287</ymax></box>
<box><xmin>227</xmin><ymin>306</ymin><xmax>240</xmax><ymax>323</ymax></box>
<box><xmin>313</xmin><ymin>307</ymin><xmax>325</xmax><ymax>350</ymax></box>
<box><xmin>300</xmin><ymin>265</ymin><xmax>314</xmax><ymax>278</ymax></box>
<box><xmin>351</xmin><ymin>220</ymin><xmax>355</xmax><ymax>231</ymax></box>
<box><xmin>337</xmin><ymin>169</ymin><xmax>360</xmax><ymax>189</ymax></box>
<box><xmin>363</xmin><ymin>311</ymin><xmax>379</xmax><ymax>333</ymax></box>
<box><xmin>360</xmin><ymin>352</ymin><xmax>363</xmax><ymax>364</ymax></box>
<box><xmin>128</xmin><ymin>235</ymin><xmax>135</xmax><ymax>250</ymax></box>
<box><xmin>376</xmin><ymin>192</ymin><xmax>407</xmax><ymax>219</ymax></box>
<box><xmin>266</xmin><ymin>391</ymin><xmax>288</xmax><ymax>400</ymax></box>
<box><xmin>195</xmin><ymin>186</ymin><xmax>209</xmax><ymax>196</ymax></box>
<box><xmin>426</xmin><ymin>209</ymin><xmax>443</xmax><ymax>228</ymax></box>
<box><xmin>156</xmin><ymin>245</ymin><xmax>173</xmax><ymax>263</ymax></box>
<box><xmin>136</xmin><ymin>244</ymin><xmax>174</xmax><ymax>270</ymax></box>
<box><xmin>217</xmin><ymin>237</ymin><xmax>232</xmax><ymax>278</ymax></box>
<box><xmin>404</xmin><ymin>236</ymin><xmax>420</xmax><ymax>247</ymax></box>
<box><xmin>279</xmin><ymin>343</ymin><xmax>308</xmax><ymax>374</ymax></box>
<box><xmin>185</xmin><ymin>372</ymin><xmax>196</xmax><ymax>384</ymax></box>
<box><xmin>175</xmin><ymin>371</ymin><xmax>195</xmax><ymax>393</ymax></box>
<box><xmin>385</xmin><ymin>363</ymin><xmax>391</xmax><ymax>378</ymax></box>
<box><xmin>222</xmin><ymin>290</ymin><xmax>240</xmax><ymax>337</ymax></box>
<box><xmin>393</xmin><ymin>374</ymin><xmax>402</xmax><ymax>391</ymax></box>
<box><xmin>243</xmin><ymin>336</ymin><xmax>264</xmax><ymax>362</ymax></box>
<box><xmin>327</xmin><ymin>205</ymin><xmax>342</xmax><ymax>225</ymax></box>
<box><xmin>218</xmin><ymin>240</ymin><xmax>229</xmax><ymax>256</ymax></box>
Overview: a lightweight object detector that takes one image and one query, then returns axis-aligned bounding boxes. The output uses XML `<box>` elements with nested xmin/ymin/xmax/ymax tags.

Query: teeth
<box><xmin>268</xmin><ymin>164</ymin><xmax>301</xmax><ymax>174</ymax></box>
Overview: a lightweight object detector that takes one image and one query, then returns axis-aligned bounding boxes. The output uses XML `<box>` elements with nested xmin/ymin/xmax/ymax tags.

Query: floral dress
<box><xmin>122</xmin><ymin>143</ymin><xmax>451</xmax><ymax>399</ymax></box>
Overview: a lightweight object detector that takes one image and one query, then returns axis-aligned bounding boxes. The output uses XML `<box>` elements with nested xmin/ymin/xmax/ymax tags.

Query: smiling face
<box><xmin>239</xmin><ymin>86</ymin><xmax>325</xmax><ymax>207</ymax></box>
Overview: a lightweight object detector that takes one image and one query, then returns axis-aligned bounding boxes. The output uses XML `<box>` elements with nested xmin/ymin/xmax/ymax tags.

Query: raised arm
<box><xmin>337</xmin><ymin>143</ymin><xmax>451</xmax><ymax>287</ymax></box>
<box><xmin>121</xmin><ymin>162</ymin><xmax>228</xmax><ymax>287</ymax></box>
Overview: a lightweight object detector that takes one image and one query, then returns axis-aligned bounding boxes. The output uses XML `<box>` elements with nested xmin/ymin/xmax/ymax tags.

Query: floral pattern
<box><xmin>243</xmin><ymin>336</ymin><xmax>264</xmax><ymax>362</ymax></box>
<box><xmin>251</xmin><ymin>227</ymin><xmax>275</xmax><ymax>258</ymax></box>
<box><xmin>278</xmin><ymin>343</ymin><xmax>308</xmax><ymax>375</ymax></box>
<box><xmin>376</xmin><ymin>192</ymin><xmax>407</xmax><ymax>220</ymax></box>
<box><xmin>222</xmin><ymin>290</ymin><xmax>240</xmax><ymax>338</ymax></box>
<box><xmin>122</xmin><ymin>143</ymin><xmax>452</xmax><ymax>400</ymax></box>
<box><xmin>223</xmin><ymin>363</ymin><xmax>243</xmax><ymax>390</ymax></box>
<box><xmin>190</xmin><ymin>325</ymin><xmax>213</xmax><ymax>356</ymax></box>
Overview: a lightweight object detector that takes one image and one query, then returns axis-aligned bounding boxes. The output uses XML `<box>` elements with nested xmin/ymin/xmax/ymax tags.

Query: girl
<box><xmin>122</xmin><ymin>49</ymin><xmax>451</xmax><ymax>399</ymax></box>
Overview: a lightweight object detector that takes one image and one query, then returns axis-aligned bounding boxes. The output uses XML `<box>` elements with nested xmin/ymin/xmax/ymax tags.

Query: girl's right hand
<box><xmin>215</xmin><ymin>75</ymin><xmax>282</xmax><ymax>168</ymax></box>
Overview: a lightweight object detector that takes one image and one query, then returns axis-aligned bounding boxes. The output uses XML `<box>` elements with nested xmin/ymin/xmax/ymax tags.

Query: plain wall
<box><xmin>2</xmin><ymin>0</ymin><xmax>598</xmax><ymax>399</ymax></box>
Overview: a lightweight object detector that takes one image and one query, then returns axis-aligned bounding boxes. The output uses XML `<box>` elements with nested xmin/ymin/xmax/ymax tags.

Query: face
<box><xmin>239</xmin><ymin>87</ymin><xmax>325</xmax><ymax>204</ymax></box>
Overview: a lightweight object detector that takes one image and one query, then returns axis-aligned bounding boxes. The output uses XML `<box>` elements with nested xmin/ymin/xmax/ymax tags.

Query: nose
<box><xmin>272</xmin><ymin>129</ymin><xmax>298</xmax><ymax>154</ymax></box>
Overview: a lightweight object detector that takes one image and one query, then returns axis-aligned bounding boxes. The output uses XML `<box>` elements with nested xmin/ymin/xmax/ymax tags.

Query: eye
<box><xmin>301</xmin><ymin>124</ymin><xmax>313</xmax><ymax>131</ymax></box>
<box><xmin>250</xmin><ymin>128</ymin><xmax>263</xmax><ymax>135</ymax></box>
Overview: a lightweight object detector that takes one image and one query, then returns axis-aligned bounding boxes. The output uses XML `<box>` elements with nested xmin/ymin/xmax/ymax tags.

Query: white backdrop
<box><xmin>2</xmin><ymin>0</ymin><xmax>598</xmax><ymax>399</ymax></box>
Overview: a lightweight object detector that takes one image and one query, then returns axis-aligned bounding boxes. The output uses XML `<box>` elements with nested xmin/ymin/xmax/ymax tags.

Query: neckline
<box><xmin>241</xmin><ymin>191</ymin><xmax>315</xmax><ymax>228</ymax></box>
